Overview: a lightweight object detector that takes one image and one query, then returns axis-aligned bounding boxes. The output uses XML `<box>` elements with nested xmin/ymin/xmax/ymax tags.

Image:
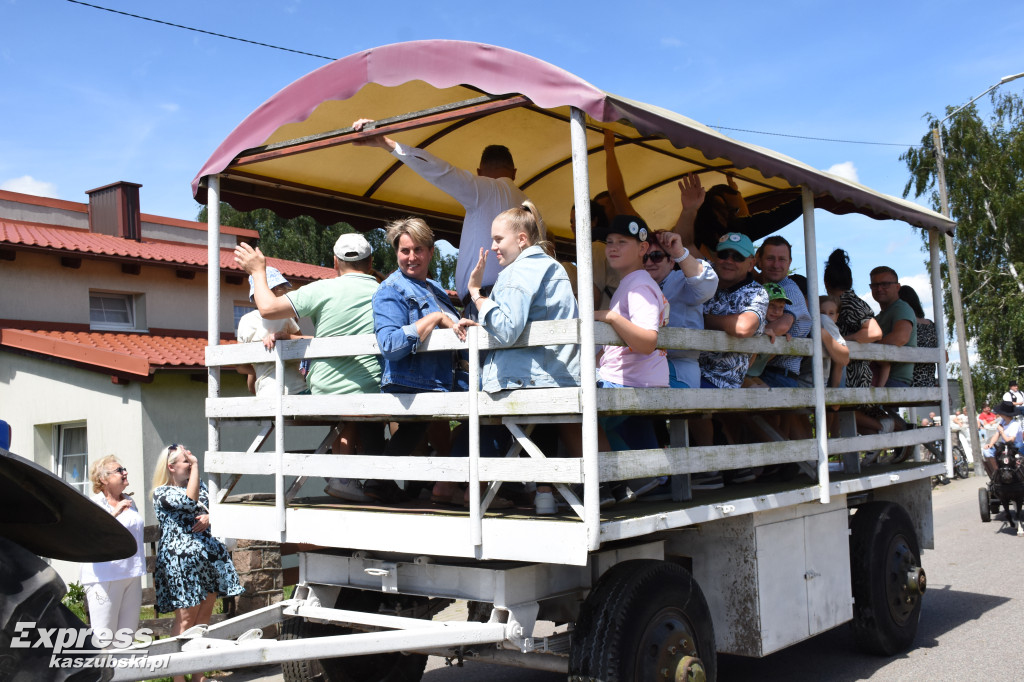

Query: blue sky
<box><xmin>3</xmin><ymin>0</ymin><xmax>1023</xmax><ymax>364</ymax></box>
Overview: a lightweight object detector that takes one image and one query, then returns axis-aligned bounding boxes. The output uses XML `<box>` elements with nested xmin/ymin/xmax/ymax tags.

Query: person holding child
<box><xmin>743</xmin><ymin>282</ymin><xmax>791</xmax><ymax>387</ymax></box>
<box><xmin>461</xmin><ymin>201</ymin><xmax>582</xmax><ymax>514</ymax></box>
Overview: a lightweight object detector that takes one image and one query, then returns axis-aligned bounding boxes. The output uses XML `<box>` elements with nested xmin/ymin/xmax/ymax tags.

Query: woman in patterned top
<box><xmin>899</xmin><ymin>284</ymin><xmax>938</xmax><ymax>388</ymax></box>
<box><xmin>823</xmin><ymin>249</ymin><xmax>882</xmax><ymax>388</ymax></box>
<box><xmin>152</xmin><ymin>444</ymin><xmax>243</xmax><ymax>682</ymax></box>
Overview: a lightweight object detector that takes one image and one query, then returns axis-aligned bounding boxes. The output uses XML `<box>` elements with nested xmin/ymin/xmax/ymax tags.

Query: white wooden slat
<box><xmin>207</xmin><ymin>388</ymin><xmax>582</xmax><ymax>419</ymax></box>
<box><xmin>206</xmin><ymin>452</ymin><xmax>585</xmax><ymax>483</ymax></box>
<box><xmin>823</xmin><ymin>387</ymin><xmax>942</xmax><ymax>406</ymax></box>
<box><xmin>827</xmin><ymin>425</ymin><xmax>944</xmax><ymax>454</ymax></box>
<box><xmin>594</xmin><ymin>324</ymin><xmax>814</xmax><ymax>357</ymax></box>
<box><xmin>597</xmin><ymin>440</ymin><xmax>818</xmax><ymax>480</ymax></box>
<box><xmin>596</xmin><ymin>387</ymin><xmax>815</xmax><ymax>413</ymax></box>
<box><xmin>845</xmin><ymin>340</ymin><xmax>943</xmax><ymax>363</ymax></box>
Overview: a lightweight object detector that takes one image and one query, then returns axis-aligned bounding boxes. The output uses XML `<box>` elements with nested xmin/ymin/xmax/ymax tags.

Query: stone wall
<box><xmin>232</xmin><ymin>539</ymin><xmax>284</xmax><ymax>638</ymax></box>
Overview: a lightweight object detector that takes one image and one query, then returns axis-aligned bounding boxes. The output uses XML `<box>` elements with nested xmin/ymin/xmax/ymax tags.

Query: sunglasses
<box><xmin>110</xmin><ymin>467</ymin><xmax>127</xmax><ymax>475</ymax></box>
<box><xmin>169</xmin><ymin>443</ymin><xmax>180</xmax><ymax>451</ymax></box>
<box><xmin>716</xmin><ymin>250</ymin><xmax>748</xmax><ymax>263</ymax></box>
<box><xmin>643</xmin><ymin>251</ymin><xmax>668</xmax><ymax>264</ymax></box>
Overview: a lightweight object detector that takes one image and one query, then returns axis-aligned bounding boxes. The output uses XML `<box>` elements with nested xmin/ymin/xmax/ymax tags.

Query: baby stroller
<box><xmin>978</xmin><ymin>439</ymin><xmax>1024</xmax><ymax>535</ymax></box>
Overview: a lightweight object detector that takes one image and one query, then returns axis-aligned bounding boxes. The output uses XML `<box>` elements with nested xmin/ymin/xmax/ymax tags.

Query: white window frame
<box><xmin>89</xmin><ymin>291</ymin><xmax>137</xmax><ymax>331</ymax></box>
<box><xmin>234</xmin><ymin>301</ymin><xmax>256</xmax><ymax>334</ymax></box>
<box><xmin>55</xmin><ymin>423</ymin><xmax>88</xmax><ymax>496</ymax></box>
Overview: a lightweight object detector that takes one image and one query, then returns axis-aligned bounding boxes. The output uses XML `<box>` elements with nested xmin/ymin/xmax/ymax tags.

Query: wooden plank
<box><xmin>596</xmin><ymin>387</ymin><xmax>814</xmax><ymax>413</ymax></box>
<box><xmin>207</xmin><ymin>388</ymin><xmax>582</xmax><ymax>419</ymax></box>
<box><xmin>206</xmin><ymin>452</ymin><xmax>584</xmax><ymax>483</ymax></box>
<box><xmin>597</xmin><ymin>440</ymin><xmax>818</xmax><ymax>480</ymax></box>
<box><xmin>827</xmin><ymin>425</ymin><xmax>944</xmax><ymax>455</ymax></box>
<box><xmin>845</xmin><ymin>340</ymin><xmax>943</xmax><ymax>363</ymax></box>
<box><xmin>823</xmin><ymin>387</ymin><xmax>942</xmax><ymax>406</ymax></box>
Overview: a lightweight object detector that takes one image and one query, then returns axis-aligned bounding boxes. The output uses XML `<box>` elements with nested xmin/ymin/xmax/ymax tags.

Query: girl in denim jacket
<box><xmin>460</xmin><ymin>202</ymin><xmax>582</xmax><ymax>513</ymax></box>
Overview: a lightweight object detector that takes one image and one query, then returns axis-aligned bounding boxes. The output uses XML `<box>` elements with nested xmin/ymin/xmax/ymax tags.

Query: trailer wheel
<box><xmin>280</xmin><ymin>588</ymin><xmax>428</xmax><ymax>682</ymax></box>
<box><xmin>952</xmin><ymin>445</ymin><xmax>969</xmax><ymax>479</ymax></box>
<box><xmin>979</xmin><ymin>487</ymin><xmax>992</xmax><ymax>522</ymax></box>
<box><xmin>569</xmin><ymin>560</ymin><xmax>716</xmax><ymax>682</ymax></box>
<box><xmin>849</xmin><ymin>502</ymin><xmax>925</xmax><ymax>656</ymax></box>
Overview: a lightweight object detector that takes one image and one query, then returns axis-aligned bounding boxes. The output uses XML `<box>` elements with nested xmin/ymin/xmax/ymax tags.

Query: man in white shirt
<box><xmin>351</xmin><ymin>117</ymin><xmax>527</xmax><ymax>304</ymax></box>
<box><xmin>983</xmin><ymin>401</ymin><xmax>1023</xmax><ymax>477</ymax></box>
<box><xmin>235</xmin><ymin>266</ymin><xmax>308</xmax><ymax>397</ymax></box>
<box><xmin>1002</xmin><ymin>380</ymin><xmax>1024</xmax><ymax>416</ymax></box>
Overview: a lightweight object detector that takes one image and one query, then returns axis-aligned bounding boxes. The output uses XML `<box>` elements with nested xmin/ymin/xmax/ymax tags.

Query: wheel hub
<box><xmin>886</xmin><ymin>534</ymin><xmax>924</xmax><ymax>623</ymax></box>
<box><xmin>640</xmin><ymin>607</ymin><xmax>702</xmax><ymax>680</ymax></box>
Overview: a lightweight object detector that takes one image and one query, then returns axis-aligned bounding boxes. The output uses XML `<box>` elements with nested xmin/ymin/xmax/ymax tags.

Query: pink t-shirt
<box><xmin>599</xmin><ymin>268</ymin><xmax>669</xmax><ymax>387</ymax></box>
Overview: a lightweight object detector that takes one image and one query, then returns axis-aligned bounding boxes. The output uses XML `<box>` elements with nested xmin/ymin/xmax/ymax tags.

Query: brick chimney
<box><xmin>86</xmin><ymin>181</ymin><xmax>142</xmax><ymax>240</ymax></box>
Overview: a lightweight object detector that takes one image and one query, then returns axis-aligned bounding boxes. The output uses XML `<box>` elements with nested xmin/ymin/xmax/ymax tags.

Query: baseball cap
<box><xmin>763</xmin><ymin>282</ymin><xmax>792</xmax><ymax>304</ymax></box>
<box><xmin>594</xmin><ymin>214</ymin><xmax>650</xmax><ymax>243</ymax></box>
<box><xmin>248</xmin><ymin>266</ymin><xmax>291</xmax><ymax>302</ymax></box>
<box><xmin>716</xmin><ymin>232</ymin><xmax>755</xmax><ymax>258</ymax></box>
<box><xmin>333</xmin><ymin>233</ymin><xmax>372</xmax><ymax>261</ymax></box>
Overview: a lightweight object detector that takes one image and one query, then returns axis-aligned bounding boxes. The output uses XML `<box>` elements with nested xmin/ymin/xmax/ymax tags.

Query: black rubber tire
<box><xmin>849</xmin><ymin>502</ymin><xmax>925</xmax><ymax>656</ymax></box>
<box><xmin>952</xmin><ymin>446</ymin><xmax>969</xmax><ymax>479</ymax></box>
<box><xmin>979</xmin><ymin>487</ymin><xmax>992</xmax><ymax>523</ymax></box>
<box><xmin>280</xmin><ymin>589</ymin><xmax>427</xmax><ymax>682</ymax></box>
<box><xmin>569</xmin><ymin>560</ymin><xmax>717</xmax><ymax>682</ymax></box>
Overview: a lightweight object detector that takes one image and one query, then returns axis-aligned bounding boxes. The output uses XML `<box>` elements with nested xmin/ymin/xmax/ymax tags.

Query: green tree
<box><xmin>198</xmin><ymin>204</ymin><xmax>457</xmax><ymax>290</ymax></box>
<box><xmin>901</xmin><ymin>91</ymin><xmax>1024</xmax><ymax>404</ymax></box>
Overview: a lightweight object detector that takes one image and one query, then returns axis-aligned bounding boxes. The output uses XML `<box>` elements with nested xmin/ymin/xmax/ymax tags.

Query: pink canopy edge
<box><xmin>190</xmin><ymin>40</ymin><xmax>610</xmax><ymax>198</ymax></box>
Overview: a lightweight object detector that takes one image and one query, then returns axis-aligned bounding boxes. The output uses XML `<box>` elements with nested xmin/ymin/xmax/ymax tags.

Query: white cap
<box><xmin>333</xmin><ymin>233</ymin><xmax>372</xmax><ymax>261</ymax></box>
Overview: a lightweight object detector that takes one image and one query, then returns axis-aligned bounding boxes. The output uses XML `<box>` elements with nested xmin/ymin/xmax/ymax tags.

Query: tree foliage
<box><xmin>198</xmin><ymin>203</ymin><xmax>457</xmax><ymax>290</ymax></box>
<box><xmin>901</xmin><ymin>91</ymin><xmax>1024</xmax><ymax>404</ymax></box>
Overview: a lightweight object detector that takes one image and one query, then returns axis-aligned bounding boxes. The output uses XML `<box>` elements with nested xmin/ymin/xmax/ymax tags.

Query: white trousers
<box><xmin>85</xmin><ymin>576</ymin><xmax>142</xmax><ymax>641</ymax></box>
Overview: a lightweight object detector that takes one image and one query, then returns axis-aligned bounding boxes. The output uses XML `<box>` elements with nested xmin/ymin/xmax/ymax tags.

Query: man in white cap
<box><xmin>235</xmin><ymin>266</ymin><xmax>309</xmax><ymax>397</ymax></box>
<box><xmin>235</xmin><ymin>234</ymin><xmax>383</xmax><ymax>501</ymax></box>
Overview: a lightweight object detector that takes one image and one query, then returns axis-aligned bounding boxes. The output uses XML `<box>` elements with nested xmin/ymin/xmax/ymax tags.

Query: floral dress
<box><xmin>153</xmin><ymin>482</ymin><xmax>244</xmax><ymax>613</ymax></box>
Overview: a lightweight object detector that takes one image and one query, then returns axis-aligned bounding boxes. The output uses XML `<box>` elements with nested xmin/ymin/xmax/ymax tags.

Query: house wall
<box><xmin>1</xmin><ymin>351</ymin><xmax>326</xmax><ymax>586</ymax></box>
<box><xmin>0</xmin><ymin>250</ymin><xmax>250</xmax><ymax>333</ymax></box>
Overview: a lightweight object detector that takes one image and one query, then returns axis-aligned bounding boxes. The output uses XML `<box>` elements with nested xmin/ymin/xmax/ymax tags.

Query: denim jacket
<box><xmin>478</xmin><ymin>245</ymin><xmax>581</xmax><ymax>393</ymax></box>
<box><xmin>372</xmin><ymin>270</ymin><xmax>459</xmax><ymax>392</ymax></box>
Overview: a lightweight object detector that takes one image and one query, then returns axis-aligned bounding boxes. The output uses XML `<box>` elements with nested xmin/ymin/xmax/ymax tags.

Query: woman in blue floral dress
<box><xmin>151</xmin><ymin>444</ymin><xmax>243</xmax><ymax>682</ymax></box>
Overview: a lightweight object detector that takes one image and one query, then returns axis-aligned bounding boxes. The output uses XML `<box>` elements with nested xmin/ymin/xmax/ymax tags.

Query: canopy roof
<box><xmin>192</xmin><ymin>40</ymin><xmax>952</xmax><ymax>244</ymax></box>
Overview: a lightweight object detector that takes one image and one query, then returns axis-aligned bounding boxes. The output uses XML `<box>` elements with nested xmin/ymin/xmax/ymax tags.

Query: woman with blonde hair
<box><xmin>461</xmin><ymin>201</ymin><xmax>581</xmax><ymax>514</ymax></box>
<box><xmin>152</xmin><ymin>444</ymin><xmax>243</xmax><ymax>682</ymax></box>
<box><xmin>80</xmin><ymin>455</ymin><xmax>145</xmax><ymax>642</ymax></box>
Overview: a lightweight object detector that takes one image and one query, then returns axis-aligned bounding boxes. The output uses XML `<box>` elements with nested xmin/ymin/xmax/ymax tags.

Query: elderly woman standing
<box><xmin>152</xmin><ymin>444</ymin><xmax>243</xmax><ymax>682</ymax></box>
<box><xmin>81</xmin><ymin>455</ymin><xmax>145</xmax><ymax>642</ymax></box>
<box><xmin>365</xmin><ymin>217</ymin><xmax>465</xmax><ymax>504</ymax></box>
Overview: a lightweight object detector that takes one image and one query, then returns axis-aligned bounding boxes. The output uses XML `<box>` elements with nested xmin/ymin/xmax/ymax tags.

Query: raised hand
<box><xmin>677</xmin><ymin>173</ymin><xmax>705</xmax><ymax>211</ymax></box>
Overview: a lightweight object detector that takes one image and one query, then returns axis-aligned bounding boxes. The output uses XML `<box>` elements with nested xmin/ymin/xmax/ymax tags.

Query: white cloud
<box><xmin>825</xmin><ymin>161</ymin><xmax>859</xmax><ymax>183</ymax></box>
<box><xmin>1</xmin><ymin>175</ymin><xmax>58</xmax><ymax>198</ymax></box>
<box><xmin>159</xmin><ymin>103</ymin><xmax>180</xmax><ymax>113</ymax></box>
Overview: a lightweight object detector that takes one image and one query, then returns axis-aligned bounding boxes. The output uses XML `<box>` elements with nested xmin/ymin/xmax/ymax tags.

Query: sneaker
<box><xmin>725</xmin><ymin>468</ymin><xmax>757</xmax><ymax>484</ymax></box>
<box><xmin>324</xmin><ymin>478</ymin><xmax>370</xmax><ymax>502</ymax></box>
<box><xmin>534</xmin><ymin>491</ymin><xmax>557</xmax><ymax>515</ymax></box>
<box><xmin>691</xmin><ymin>472</ymin><xmax>724</xmax><ymax>490</ymax></box>
<box><xmin>362</xmin><ymin>479</ymin><xmax>411</xmax><ymax>504</ymax></box>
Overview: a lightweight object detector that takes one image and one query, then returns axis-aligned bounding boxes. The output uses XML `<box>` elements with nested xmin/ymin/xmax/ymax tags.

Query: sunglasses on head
<box><xmin>717</xmin><ymin>250</ymin><xmax>748</xmax><ymax>262</ymax></box>
<box><xmin>643</xmin><ymin>251</ymin><xmax>668</xmax><ymax>264</ymax></box>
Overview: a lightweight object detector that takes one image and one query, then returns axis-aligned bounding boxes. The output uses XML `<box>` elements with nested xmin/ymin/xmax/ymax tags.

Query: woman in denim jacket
<box><xmin>461</xmin><ymin>202</ymin><xmax>582</xmax><ymax>514</ymax></box>
<box><xmin>366</xmin><ymin>217</ymin><xmax>465</xmax><ymax>504</ymax></box>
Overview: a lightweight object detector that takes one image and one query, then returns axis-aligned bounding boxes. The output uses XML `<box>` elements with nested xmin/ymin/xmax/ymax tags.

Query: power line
<box><xmin>709</xmin><ymin>125</ymin><xmax>919</xmax><ymax>148</ymax></box>
<box><xmin>65</xmin><ymin>0</ymin><xmax>336</xmax><ymax>61</ymax></box>
<box><xmin>67</xmin><ymin>1</ymin><xmax>922</xmax><ymax>149</ymax></box>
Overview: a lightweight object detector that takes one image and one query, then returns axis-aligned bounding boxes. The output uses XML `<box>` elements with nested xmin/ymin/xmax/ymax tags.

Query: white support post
<box><xmin>569</xmin><ymin>107</ymin><xmax>601</xmax><ymax>550</ymax></box>
<box><xmin>802</xmin><ymin>187</ymin><xmax>830</xmax><ymax>503</ymax></box>
<box><xmin>206</xmin><ymin>176</ymin><xmax>222</xmax><ymax>502</ymax></box>
<box><xmin>274</xmin><ymin>352</ymin><xmax>286</xmax><ymax>538</ymax></box>
<box><xmin>468</xmin><ymin>325</ymin><xmax>482</xmax><ymax>547</ymax></box>
<box><xmin>930</xmin><ymin>230</ymin><xmax>953</xmax><ymax>477</ymax></box>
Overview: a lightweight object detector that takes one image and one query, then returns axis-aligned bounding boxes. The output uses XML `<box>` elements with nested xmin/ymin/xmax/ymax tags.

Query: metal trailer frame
<box><xmin>121</xmin><ymin>42</ymin><xmax>957</xmax><ymax>681</ymax></box>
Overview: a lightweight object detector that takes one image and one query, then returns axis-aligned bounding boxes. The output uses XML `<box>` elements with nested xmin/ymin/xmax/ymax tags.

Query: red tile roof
<box><xmin>0</xmin><ymin>220</ymin><xmax>336</xmax><ymax>281</ymax></box>
<box><xmin>0</xmin><ymin>328</ymin><xmax>232</xmax><ymax>379</ymax></box>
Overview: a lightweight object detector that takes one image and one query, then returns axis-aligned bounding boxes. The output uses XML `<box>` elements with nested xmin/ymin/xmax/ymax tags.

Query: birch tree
<box><xmin>901</xmin><ymin>91</ymin><xmax>1024</xmax><ymax>402</ymax></box>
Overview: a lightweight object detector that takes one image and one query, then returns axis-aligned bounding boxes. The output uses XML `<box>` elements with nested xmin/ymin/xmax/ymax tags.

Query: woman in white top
<box><xmin>81</xmin><ymin>455</ymin><xmax>146</xmax><ymax>641</ymax></box>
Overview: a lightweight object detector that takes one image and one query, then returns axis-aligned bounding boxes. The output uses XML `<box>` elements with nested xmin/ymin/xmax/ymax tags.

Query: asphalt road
<box><xmin>222</xmin><ymin>474</ymin><xmax>1024</xmax><ymax>682</ymax></box>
